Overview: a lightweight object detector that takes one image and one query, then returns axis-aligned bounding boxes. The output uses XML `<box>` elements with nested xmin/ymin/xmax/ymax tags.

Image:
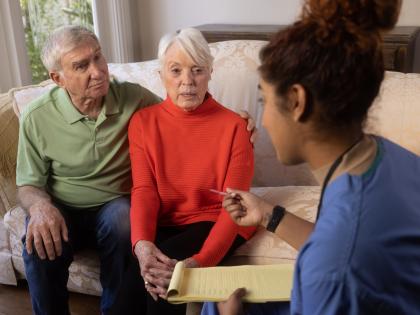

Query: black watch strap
<box><xmin>266</xmin><ymin>205</ymin><xmax>286</xmax><ymax>232</ymax></box>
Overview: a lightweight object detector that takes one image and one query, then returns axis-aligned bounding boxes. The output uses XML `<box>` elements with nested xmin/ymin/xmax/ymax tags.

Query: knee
<box><xmin>97</xmin><ymin>197</ymin><xmax>131</xmax><ymax>244</ymax></box>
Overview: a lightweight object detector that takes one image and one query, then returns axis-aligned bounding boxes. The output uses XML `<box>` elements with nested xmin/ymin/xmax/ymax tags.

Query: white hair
<box><xmin>41</xmin><ymin>25</ymin><xmax>99</xmax><ymax>72</ymax></box>
<box><xmin>158</xmin><ymin>28</ymin><xmax>213</xmax><ymax>69</ymax></box>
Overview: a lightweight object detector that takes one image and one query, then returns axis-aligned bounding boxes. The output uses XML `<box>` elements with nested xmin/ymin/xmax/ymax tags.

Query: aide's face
<box><xmin>260</xmin><ymin>79</ymin><xmax>302</xmax><ymax>165</ymax></box>
<box><xmin>161</xmin><ymin>43</ymin><xmax>211</xmax><ymax>111</ymax></box>
<box><xmin>55</xmin><ymin>38</ymin><xmax>109</xmax><ymax>103</ymax></box>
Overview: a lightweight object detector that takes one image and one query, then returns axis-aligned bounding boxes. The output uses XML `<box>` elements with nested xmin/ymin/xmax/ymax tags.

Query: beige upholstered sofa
<box><xmin>1</xmin><ymin>40</ymin><xmax>420</xmax><ymax>299</ymax></box>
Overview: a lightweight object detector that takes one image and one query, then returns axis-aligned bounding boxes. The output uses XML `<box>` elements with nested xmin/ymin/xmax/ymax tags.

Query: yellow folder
<box><xmin>167</xmin><ymin>261</ymin><xmax>294</xmax><ymax>304</ymax></box>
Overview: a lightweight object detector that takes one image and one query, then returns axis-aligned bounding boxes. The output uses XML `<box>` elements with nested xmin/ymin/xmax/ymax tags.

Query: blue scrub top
<box><xmin>202</xmin><ymin>137</ymin><xmax>420</xmax><ymax>315</ymax></box>
<box><xmin>292</xmin><ymin>137</ymin><xmax>420</xmax><ymax>314</ymax></box>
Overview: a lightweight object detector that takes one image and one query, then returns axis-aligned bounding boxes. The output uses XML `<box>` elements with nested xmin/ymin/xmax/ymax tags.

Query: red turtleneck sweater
<box><xmin>128</xmin><ymin>94</ymin><xmax>255</xmax><ymax>267</ymax></box>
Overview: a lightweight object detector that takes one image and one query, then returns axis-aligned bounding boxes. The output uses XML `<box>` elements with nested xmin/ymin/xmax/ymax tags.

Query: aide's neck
<box><xmin>71</xmin><ymin>95</ymin><xmax>104</xmax><ymax>119</ymax></box>
<box><xmin>304</xmin><ymin>132</ymin><xmax>363</xmax><ymax>170</ymax></box>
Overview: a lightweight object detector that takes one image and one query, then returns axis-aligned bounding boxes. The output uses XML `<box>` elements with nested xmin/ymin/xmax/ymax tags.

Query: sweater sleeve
<box><xmin>128</xmin><ymin>112</ymin><xmax>160</xmax><ymax>249</ymax></box>
<box><xmin>192</xmin><ymin>119</ymin><xmax>256</xmax><ymax>267</ymax></box>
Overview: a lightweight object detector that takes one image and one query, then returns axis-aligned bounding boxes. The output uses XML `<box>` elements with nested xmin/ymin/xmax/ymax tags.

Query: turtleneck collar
<box><xmin>161</xmin><ymin>92</ymin><xmax>217</xmax><ymax>118</ymax></box>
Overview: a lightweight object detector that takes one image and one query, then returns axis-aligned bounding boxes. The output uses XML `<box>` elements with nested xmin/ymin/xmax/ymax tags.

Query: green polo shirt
<box><xmin>16</xmin><ymin>79</ymin><xmax>161</xmax><ymax>208</ymax></box>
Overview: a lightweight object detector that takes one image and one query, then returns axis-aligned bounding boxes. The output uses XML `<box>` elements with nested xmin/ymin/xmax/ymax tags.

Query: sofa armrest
<box><xmin>0</xmin><ymin>92</ymin><xmax>19</xmax><ymax>217</ymax></box>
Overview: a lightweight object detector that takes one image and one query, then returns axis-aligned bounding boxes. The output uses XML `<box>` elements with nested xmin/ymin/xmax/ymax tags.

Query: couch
<box><xmin>1</xmin><ymin>39</ymin><xmax>420</xmax><ymax>300</ymax></box>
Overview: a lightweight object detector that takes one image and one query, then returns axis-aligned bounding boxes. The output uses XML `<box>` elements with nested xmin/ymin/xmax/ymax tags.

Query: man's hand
<box><xmin>26</xmin><ymin>200</ymin><xmax>68</xmax><ymax>260</ymax></box>
<box><xmin>134</xmin><ymin>240</ymin><xmax>177</xmax><ymax>300</ymax></box>
<box><xmin>223</xmin><ymin>188</ymin><xmax>274</xmax><ymax>228</ymax></box>
<box><xmin>217</xmin><ymin>288</ymin><xmax>247</xmax><ymax>315</ymax></box>
<box><xmin>238</xmin><ymin>110</ymin><xmax>258</xmax><ymax>143</ymax></box>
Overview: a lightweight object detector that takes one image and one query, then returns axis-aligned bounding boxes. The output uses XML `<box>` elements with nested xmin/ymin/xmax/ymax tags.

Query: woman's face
<box><xmin>161</xmin><ymin>43</ymin><xmax>211</xmax><ymax>111</ymax></box>
<box><xmin>260</xmin><ymin>78</ymin><xmax>303</xmax><ymax>165</ymax></box>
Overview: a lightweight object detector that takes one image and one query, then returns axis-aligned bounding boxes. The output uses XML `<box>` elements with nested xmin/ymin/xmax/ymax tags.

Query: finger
<box><xmin>229</xmin><ymin>209</ymin><xmax>247</xmax><ymax>220</ymax></box>
<box><xmin>226</xmin><ymin>188</ymin><xmax>246</xmax><ymax>195</ymax></box>
<box><xmin>61</xmin><ymin>219</ymin><xmax>69</xmax><ymax>242</ymax></box>
<box><xmin>147</xmin><ymin>273</ymin><xmax>172</xmax><ymax>290</ymax></box>
<box><xmin>250</xmin><ymin>127</ymin><xmax>258</xmax><ymax>143</ymax></box>
<box><xmin>33</xmin><ymin>231</ymin><xmax>46</xmax><ymax>260</ymax></box>
<box><xmin>147</xmin><ymin>282</ymin><xmax>168</xmax><ymax>297</ymax></box>
<box><xmin>237</xmin><ymin>110</ymin><xmax>249</xmax><ymax>119</ymax></box>
<box><xmin>25</xmin><ymin>226</ymin><xmax>34</xmax><ymax>255</ymax></box>
<box><xmin>39</xmin><ymin>228</ymin><xmax>56</xmax><ymax>260</ymax></box>
<box><xmin>224</xmin><ymin>203</ymin><xmax>244</xmax><ymax>214</ymax></box>
<box><xmin>147</xmin><ymin>289</ymin><xmax>158</xmax><ymax>301</ymax></box>
<box><xmin>154</xmin><ymin>251</ymin><xmax>174</xmax><ymax>266</ymax></box>
<box><xmin>222</xmin><ymin>196</ymin><xmax>241</xmax><ymax>208</ymax></box>
<box><xmin>149</xmin><ymin>267</ymin><xmax>173</xmax><ymax>280</ymax></box>
<box><xmin>159</xmin><ymin>293</ymin><xmax>168</xmax><ymax>300</ymax></box>
<box><xmin>247</xmin><ymin>117</ymin><xmax>255</xmax><ymax>131</ymax></box>
<box><xmin>50</xmin><ymin>225</ymin><xmax>63</xmax><ymax>257</ymax></box>
<box><xmin>232</xmin><ymin>287</ymin><xmax>247</xmax><ymax>299</ymax></box>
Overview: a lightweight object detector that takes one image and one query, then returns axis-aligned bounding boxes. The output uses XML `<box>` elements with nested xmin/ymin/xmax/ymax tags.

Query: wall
<box><xmin>136</xmin><ymin>0</ymin><xmax>420</xmax><ymax>61</ymax></box>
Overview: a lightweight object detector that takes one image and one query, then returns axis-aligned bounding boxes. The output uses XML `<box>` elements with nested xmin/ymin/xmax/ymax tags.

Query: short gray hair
<box><xmin>41</xmin><ymin>25</ymin><xmax>100</xmax><ymax>72</ymax></box>
<box><xmin>158</xmin><ymin>28</ymin><xmax>213</xmax><ymax>69</ymax></box>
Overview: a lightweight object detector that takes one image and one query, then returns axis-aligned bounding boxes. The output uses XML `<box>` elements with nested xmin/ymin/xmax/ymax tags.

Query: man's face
<box><xmin>52</xmin><ymin>38</ymin><xmax>109</xmax><ymax>104</ymax></box>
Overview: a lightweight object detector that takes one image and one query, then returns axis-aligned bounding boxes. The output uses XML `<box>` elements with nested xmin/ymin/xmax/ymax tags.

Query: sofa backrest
<box><xmin>9</xmin><ymin>40</ymin><xmax>420</xmax><ymax>187</ymax></box>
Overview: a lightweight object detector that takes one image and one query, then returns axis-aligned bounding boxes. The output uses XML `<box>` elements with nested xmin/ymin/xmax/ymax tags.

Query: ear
<box><xmin>50</xmin><ymin>71</ymin><xmax>65</xmax><ymax>88</ymax></box>
<box><xmin>287</xmin><ymin>84</ymin><xmax>308</xmax><ymax>123</ymax></box>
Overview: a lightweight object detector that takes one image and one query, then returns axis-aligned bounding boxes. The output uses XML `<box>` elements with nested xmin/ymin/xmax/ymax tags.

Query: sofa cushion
<box><xmin>366</xmin><ymin>71</ymin><xmax>420</xmax><ymax>156</ymax></box>
<box><xmin>3</xmin><ymin>206</ymin><xmax>102</xmax><ymax>295</ymax></box>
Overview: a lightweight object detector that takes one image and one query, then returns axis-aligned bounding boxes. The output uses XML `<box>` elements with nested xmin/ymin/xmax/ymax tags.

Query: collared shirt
<box><xmin>16</xmin><ymin>79</ymin><xmax>160</xmax><ymax>208</ymax></box>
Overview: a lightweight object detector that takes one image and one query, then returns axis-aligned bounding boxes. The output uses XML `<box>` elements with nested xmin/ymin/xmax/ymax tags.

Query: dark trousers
<box><xmin>22</xmin><ymin>196</ymin><xmax>132</xmax><ymax>315</ymax></box>
<box><xmin>110</xmin><ymin>221</ymin><xmax>245</xmax><ymax>315</ymax></box>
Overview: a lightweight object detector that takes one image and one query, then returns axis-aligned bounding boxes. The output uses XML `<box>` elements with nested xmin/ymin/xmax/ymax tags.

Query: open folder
<box><xmin>167</xmin><ymin>261</ymin><xmax>294</xmax><ymax>304</ymax></box>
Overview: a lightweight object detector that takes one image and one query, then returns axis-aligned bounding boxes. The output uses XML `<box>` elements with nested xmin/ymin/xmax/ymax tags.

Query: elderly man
<box><xmin>17</xmin><ymin>25</ymin><xmax>255</xmax><ymax>315</ymax></box>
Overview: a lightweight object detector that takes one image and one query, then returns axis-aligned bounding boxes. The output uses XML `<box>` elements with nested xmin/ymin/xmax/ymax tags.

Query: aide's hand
<box><xmin>217</xmin><ymin>288</ymin><xmax>247</xmax><ymax>315</ymax></box>
<box><xmin>26</xmin><ymin>200</ymin><xmax>68</xmax><ymax>260</ymax></box>
<box><xmin>238</xmin><ymin>110</ymin><xmax>258</xmax><ymax>144</ymax></box>
<box><xmin>134</xmin><ymin>240</ymin><xmax>177</xmax><ymax>300</ymax></box>
<box><xmin>223</xmin><ymin>188</ymin><xmax>274</xmax><ymax>228</ymax></box>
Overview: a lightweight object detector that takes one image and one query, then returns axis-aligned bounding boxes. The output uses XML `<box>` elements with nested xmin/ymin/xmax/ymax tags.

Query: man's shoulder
<box><xmin>110</xmin><ymin>79</ymin><xmax>161</xmax><ymax>109</ymax></box>
<box><xmin>20</xmin><ymin>85</ymin><xmax>62</xmax><ymax>124</ymax></box>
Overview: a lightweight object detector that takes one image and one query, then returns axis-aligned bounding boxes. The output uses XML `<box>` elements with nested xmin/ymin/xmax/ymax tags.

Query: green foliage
<box><xmin>20</xmin><ymin>0</ymin><xmax>93</xmax><ymax>84</ymax></box>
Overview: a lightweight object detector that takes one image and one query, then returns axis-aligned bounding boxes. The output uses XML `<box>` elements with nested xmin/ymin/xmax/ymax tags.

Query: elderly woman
<box><xmin>127</xmin><ymin>28</ymin><xmax>256</xmax><ymax>315</ymax></box>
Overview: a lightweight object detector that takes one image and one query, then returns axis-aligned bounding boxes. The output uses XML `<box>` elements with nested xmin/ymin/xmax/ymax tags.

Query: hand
<box><xmin>134</xmin><ymin>240</ymin><xmax>177</xmax><ymax>300</ymax></box>
<box><xmin>217</xmin><ymin>288</ymin><xmax>247</xmax><ymax>315</ymax></box>
<box><xmin>238</xmin><ymin>110</ymin><xmax>258</xmax><ymax>144</ymax></box>
<box><xmin>223</xmin><ymin>188</ymin><xmax>274</xmax><ymax>228</ymax></box>
<box><xmin>183</xmin><ymin>257</ymin><xmax>200</xmax><ymax>268</ymax></box>
<box><xmin>26</xmin><ymin>200</ymin><xmax>68</xmax><ymax>260</ymax></box>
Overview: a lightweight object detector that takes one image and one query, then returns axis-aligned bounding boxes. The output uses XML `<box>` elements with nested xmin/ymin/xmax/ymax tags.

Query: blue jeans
<box><xmin>22</xmin><ymin>196</ymin><xmax>132</xmax><ymax>315</ymax></box>
<box><xmin>201</xmin><ymin>301</ymin><xmax>290</xmax><ymax>315</ymax></box>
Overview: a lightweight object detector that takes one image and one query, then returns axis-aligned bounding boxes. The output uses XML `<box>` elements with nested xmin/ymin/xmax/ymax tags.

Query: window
<box><xmin>20</xmin><ymin>0</ymin><xmax>93</xmax><ymax>83</ymax></box>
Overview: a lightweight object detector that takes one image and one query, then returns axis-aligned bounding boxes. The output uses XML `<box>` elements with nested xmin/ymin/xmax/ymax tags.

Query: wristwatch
<box><xmin>266</xmin><ymin>205</ymin><xmax>286</xmax><ymax>232</ymax></box>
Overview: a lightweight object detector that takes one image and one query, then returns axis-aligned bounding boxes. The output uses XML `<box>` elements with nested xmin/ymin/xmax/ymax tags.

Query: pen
<box><xmin>209</xmin><ymin>189</ymin><xmax>228</xmax><ymax>196</ymax></box>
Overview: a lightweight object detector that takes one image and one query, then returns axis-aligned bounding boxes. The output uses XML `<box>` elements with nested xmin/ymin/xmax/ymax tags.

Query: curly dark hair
<box><xmin>259</xmin><ymin>0</ymin><xmax>401</xmax><ymax>129</ymax></box>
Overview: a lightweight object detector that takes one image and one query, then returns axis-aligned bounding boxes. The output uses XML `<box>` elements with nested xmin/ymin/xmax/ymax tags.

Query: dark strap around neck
<box><xmin>315</xmin><ymin>136</ymin><xmax>363</xmax><ymax>221</ymax></box>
